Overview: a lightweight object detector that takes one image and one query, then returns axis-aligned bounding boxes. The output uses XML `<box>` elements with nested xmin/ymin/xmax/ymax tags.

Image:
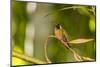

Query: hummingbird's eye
<box><xmin>56</xmin><ymin>24</ymin><xmax>60</xmax><ymax>29</ymax></box>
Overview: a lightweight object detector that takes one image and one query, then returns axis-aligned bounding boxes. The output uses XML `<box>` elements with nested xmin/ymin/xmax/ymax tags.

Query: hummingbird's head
<box><xmin>55</xmin><ymin>24</ymin><xmax>62</xmax><ymax>29</ymax></box>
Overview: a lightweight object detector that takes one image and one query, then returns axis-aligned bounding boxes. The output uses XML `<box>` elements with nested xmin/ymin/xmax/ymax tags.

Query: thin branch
<box><xmin>44</xmin><ymin>34</ymin><xmax>94</xmax><ymax>62</ymax></box>
<box><xmin>60</xmin><ymin>6</ymin><xmax>84</xmax><ymax>11</ymax></box>
<box><xmin>44</xmin><ymin>35</ymin><xmax>56</xmax><ymax>63</ymax></box>
<box><xmin>61</xmin><ymin>40</ymin><xmax>83</xmax><ymax>61</ymax></box>
<box><xmin>44</xmin><ymin>35</ymin><xmax>83</xmax><ymax>61</ymax></box>
<box><xmin>12</xmin><ymin>50</ymin><xmax>47</xmax><ymax>64</ymax></box>
<box><xmin>45</xmin><ymin>6</ymin><xmax>84</xmax><ymax>17</ymax></box>
<box><xmin>60</xmin><ymin>40</ymin><xmax>94</xmax><ymax>61</ymax></box>
<box><xmin>82</xmin><ymin>56</ymin><xmax>95</xmax><ymax>61</ymax></box>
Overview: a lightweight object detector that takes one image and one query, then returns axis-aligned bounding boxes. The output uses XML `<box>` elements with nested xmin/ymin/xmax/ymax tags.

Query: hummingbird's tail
<box><xmin>62</xmin><ymin>34</ymin><xmax>71</xmax><ymax>48</ymax></box>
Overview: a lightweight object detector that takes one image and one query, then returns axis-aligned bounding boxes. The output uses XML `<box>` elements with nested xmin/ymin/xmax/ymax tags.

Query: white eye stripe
<box><xmin>60</xmin><ymin>25</ymin><xmax>62</xmax><ymax>29</ymax></box>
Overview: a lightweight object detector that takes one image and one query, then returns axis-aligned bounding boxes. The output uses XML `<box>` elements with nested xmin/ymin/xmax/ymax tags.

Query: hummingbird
<box><xmin>54</xmin><ymin>24</ymin><xmax>71</xmax><ymax>48</ymax></box>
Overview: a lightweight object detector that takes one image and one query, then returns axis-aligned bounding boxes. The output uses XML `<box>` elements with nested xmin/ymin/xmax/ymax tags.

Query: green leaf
<box><xmin>69</xmin><ymin>39</ymin><xmax>94</xmax><ymax>44</ymax></box>
<box><xmin>89</xmin><ymin>17</ymin><xmax>95</xmax><ymax>32</ymax></box>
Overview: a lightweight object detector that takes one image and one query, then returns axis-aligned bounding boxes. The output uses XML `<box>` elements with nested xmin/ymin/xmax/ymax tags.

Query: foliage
<box><xmin>12</xmin><ymin>0</ymin><xmax>96</xmax><ymax>66</ymax></box>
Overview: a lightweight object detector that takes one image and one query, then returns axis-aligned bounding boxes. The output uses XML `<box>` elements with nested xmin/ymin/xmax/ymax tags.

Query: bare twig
<box><xmin>44</xmin><ymin>35</ymin><xmax>56</xmax><ymax>63</ymax></box>
<box><xmin>82</xmin><ymin>56</ymin><xmax>95</xmax><ymax>61</ymax></box>
<box><xmin>12</xmin><ymin>50</ymin><xmax>47</xmax><ymax>64</ymax></box>
<box><xmin>45</xmin><ymin>6</ymin><xmax>84</xmax><ymax>17</ymax></box>
<box><xmin>44</xmin><ymin>33</ymin><xmax>94</xmax><ymax>62</ymax></box>
<box><xmin>60</xmin><ymin>39</ymin><xmax>95</xmax><ymax>61</ymax></box>
<box><xmin>61</xmin><ymin>40</ymin><xmax>83</xmax><ymax>61</ymax></box>
<box><xmin>44</xmin><ymin>35</ymin><xmax>83</xmax><ymax>61</ymax></box>
<box><xmin>60</xmin><ymin>6</ymin><xmax>84</xmax><ymax>11</ymax></box>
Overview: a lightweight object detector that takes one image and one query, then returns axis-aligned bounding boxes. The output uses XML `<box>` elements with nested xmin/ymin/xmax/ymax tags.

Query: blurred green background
<box><xmin>12</xmin><ymin>0</ymin><xmax>96</xmax><ymax>66</ymax></box>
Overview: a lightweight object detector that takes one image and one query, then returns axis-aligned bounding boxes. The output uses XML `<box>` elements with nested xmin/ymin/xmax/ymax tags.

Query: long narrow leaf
<box><xmin>69</xmin><ymin>39</ymin><xmax>94</xmax><ymax>44</ymax></box>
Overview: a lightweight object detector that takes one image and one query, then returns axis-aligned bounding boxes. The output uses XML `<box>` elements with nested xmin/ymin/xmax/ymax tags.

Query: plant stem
<box><xmin>45</xmin><ymin>6</ymin><xmax>84</xmax><ymax>17</ymax></box>
<box><xmin>44</xmin><ymin>35</ymin><xmax>56</xmax><ymax>63</ymax></box>
<box><xmin>60</xmin><ymin>6</ymin><xmax>84</xmax><ymax>11</ymax></box>
<box><xmin>44</xmin><ymin>35</ymin><xmax>94</xmax><ymax>62</ymax></box>
<box><xmin>44</xmin><ymin>37</ymin><xmax>51</xmax><ymax>63</ymax></box>
<box><xmin>12</xmin><ymin>50</ymin><xmax>47</xmax><ymax>64</ymax></box>
<box><xmin>61</xmin><ymin>40</ymin><xmax>83</xmax><ymax>61</ymax></box>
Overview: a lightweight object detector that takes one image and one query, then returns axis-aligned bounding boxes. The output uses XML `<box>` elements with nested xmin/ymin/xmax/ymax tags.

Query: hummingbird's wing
<box><xmin>62</xmin><ymin>29</ymin><xmax>69</xmax><ymax>42</ymax></box>
<box><xmin>62</xmin><ymin>29</ymin><xmax>71</xmax><ymax>47</ymax></box>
